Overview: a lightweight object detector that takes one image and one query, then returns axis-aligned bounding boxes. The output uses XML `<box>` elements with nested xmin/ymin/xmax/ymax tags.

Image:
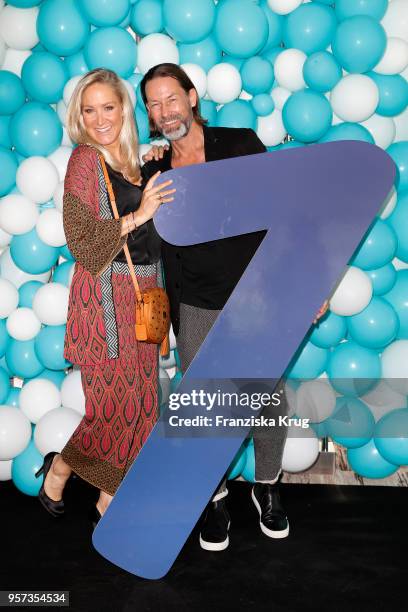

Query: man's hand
<box><xmin>313</xmin><ymin>300</ymin><xmax>329</xmax><ymax>325</ymax></box>
<box><xmin>142</xmin><ymin>144</ymin><xmax>170</xmax><ymax>163</ymax></box>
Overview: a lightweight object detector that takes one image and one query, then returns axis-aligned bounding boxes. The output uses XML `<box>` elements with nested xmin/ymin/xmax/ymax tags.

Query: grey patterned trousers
<box><xmin>176</xmin><ymin>303</ymin><xmax>288</xmax><ymax>501</ymax></box>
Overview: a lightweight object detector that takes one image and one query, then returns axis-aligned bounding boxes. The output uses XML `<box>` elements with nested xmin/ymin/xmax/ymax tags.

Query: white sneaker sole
<box><xmin>251</xmin><ymin>488</ymin><xmax>289</xmax><ymax>539</ymax></box>
<box><xmin>199</xmin><ymin>521</ymin><xmax>231</xmax><ymax>551</ymax></box>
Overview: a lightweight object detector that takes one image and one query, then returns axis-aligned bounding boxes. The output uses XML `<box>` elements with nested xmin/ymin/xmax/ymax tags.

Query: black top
<box><xmin>106</xmin><ymin>163</ymin><xmax>161</xmax><ymax>265</ymax></box>
<box><xmin>143</xmin><ymin>126</ymin><xmax>267</xmax><ymax>335</ymax></box>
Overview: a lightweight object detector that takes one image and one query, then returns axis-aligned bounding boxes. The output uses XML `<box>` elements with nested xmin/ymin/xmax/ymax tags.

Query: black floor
<box><xmin>1</xmin><ymin>477</ymin><xmax>406</xmax><ymax>612</ymax></box>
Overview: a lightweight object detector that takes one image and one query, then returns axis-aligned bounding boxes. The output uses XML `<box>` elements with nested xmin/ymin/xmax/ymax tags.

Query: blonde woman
<box><xmin>35</xmin><ymin>68</ymin><xmax>175</xmax><ymax>526</ymax></box>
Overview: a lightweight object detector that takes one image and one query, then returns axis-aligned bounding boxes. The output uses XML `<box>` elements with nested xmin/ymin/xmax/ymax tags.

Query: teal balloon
<box><xmin>11</xmin><ymin>440</ymin><xmax>43</xmax><ymax>496</ymax></box>
<box><xmin>384</xmin><ymin>270</ymin><xmax>408</xmax><ymax>339</ymax></box>
<box><xmin>261</xmin><ymin>46</ymin><xmax>282</xmax><ymax>66</ymax></box>
<box><xmin>327</xmin><ymin>396</ymin><xmax>375</xmax><ymax>448</ymax></box>
<box><xmin>387</xmin><ymin>192</ymin><xmax>408</xmax><ymax>260</ymax></box>
<box><xmin>367</xmin><ymin>264</ymin><xmax>397</xmax><ymax>296</ymax></box>
<box><xmin>84</xmin><ymin>27</ymin><xmax>137</xmax><ymax>78</ymax></box>
<box><xmin>0</xmin><ymin>366</ymin><xmax>10</xmax><ymax>403</ymax></box>
<box><xmin>215</xmin><ymin>0</ymin><xmax>269</xmax><ymax>58</ymax></box>
<box><xmin>215</xmin><ymin>100</ymin><xmax>257</xmax><ymax>130</ymax></box>
<box><xmin>7</xmin><ymin>1</ymin><xmax>42</xmax><ymax>6</ymax></box>
<box><xmin>5</xmin><ymin>339</ymin><xmax>44</xmax><ymax>379</ymax></box>
<box><xmin>163</xmin><ymin>0</ymin><xmax>215</xmax><ymax>43</ymax></box>
<box><xmin>335</xmin><ymin>0</ymin><xmax>388</xmax><ymax>22</ymax></box>
<box><xmin>200</xmin><ymin>99</ymin><xmax>217</xmax><ymax>125</ymax></box>
<box><xmin>374</xmin><ymin>408</ymin><xmax>408</xmax><ymax>466</ymax></box>
<box><xmin>127</xmin><ymin>73</ymin><xmax>144</xmax><ymax>107</ymax></box>
<box><xmin>64</xmin><ymin>50</ymin><xmax>89</xmax><ymax>78</ymax></box>
<box><xmin>286</xmin><ymin>341</ymin><xmax>328</xmax><ymax>380</ymax></box>
<box><xmin>352</xmin><ymin>219</ymin><xmax>397</xmax><ymax>270</ymax></box>
<box><xmin>260</xmin><ymin>0</ymin><xmax>284</xmax><ymax>52</ymax></box>
<box><xmin>387</xmin><ymin>143</ymin><xmax>408</xmax><ymax>192</ymax></box>
<box><xmin>279</xmin><ymin>140</ymin><xmax>304</xmax><ymax>150</ymax></box>
<box><xmin>251</xmin><ymin>93</ymin><xmax>274</xmax><ymax>117</ymax></box>
<box><xmin>241</xmin><ymin>443</ymin><xmax>256</xmax><ymax>483</ymax></box>
<box><xmin>303</xmin><ymin>51</ymin><xmax>342</xmax><ymax>93</ymax></box>
<box><xmin>0</xmin><ymin>147</ymin><xmax>18</xmax><ymax>196</ymax></box>
<box><xmin>130</xmin><ymin>0</ymin><xmax>163</xmax><ymax>36</ymax></box>
<box><xmin>52</xmin><ymin>261</ymin><xmax>74</xmax><ymax>287</ymax></box>
<box><xmin>37</xmin><ymin>0</ymin><xmax>90</xmax><ymax>56</ymax></box>
<box><xmin>283</xmin><ymin>3</ymin><xmax>337</xmax><ymax>55</ymax></box>
<box><xmin>347</xmin><ymin>297</ymin><xmax>398</xmax><ymax>349</ymax></box>
<box><xmin>0</xmin><ymin>116</ymin><xmax>11</xmax><ymax>148</ymax></box>
<box><xmin>347</xmin><ymin>438</ymin><xmax>398</xmax><ymax>478</ymax></box>
<box><xmin>170</xmin><ymin>371</ymin><xmax>183</xmax><ymax>393</ymax></box>
<box><xmin>327</xmin><ymin>341</ymin><xmax>381</xmax><ymax>396</ymax></box>
<box><xmin>368</xmin><ymin>72</ymin><xmax>408</xmax><ymax>118</ymax></box>
<box><xmin>18</xmin><ymin>281</ymin><xmax>44</xmax><ymax>308</ymax></box>
<box><xmin>0</xmin><ymin>71</ymin><xmax>26</xmax><ymax>115</ymax></box>
<box><xmin>332</xmin><ymin>16</ymin><xmax>386</xmax><ymax>73</ymax></box>
<box><xmin>34</xmin><ymin>368</ymin><xmax>66</xmax><ymax>388</ymax></box>
<box><xmin>21</xmin><ymin>52</ymin><xmax>68</xmax><ymax>104</ymax></box>
<box><xmin>310</xmin><ymin>312</ymin><xmax>347</xmax><ymax>349</ymax></box>
<box><xmin>34</xmin><ymin>325</ymin><xmax>70</xmax><ymax>370</ymax></box>
<box><xmin>135</xmin><ymin>107</ymin><xmax>150</xmax><ymax>144</ymax></box>
<box><xmin>227</xmin><ymin>443</ymin><xmax>247</xmax><ymax>479</ymax></box>
<box><xmin>79</xmin><ymin>0</ymin><xmax>130</xmax><ymax>26</ymax></box>
<box><xmin>0</xmin><ymin>319</ymin><xmax>10</xmax><ymax>359</ymax></box>
<box><xmin>59</xmin><ymin>243</ymin><xmax>75</xmax><ymax>261</ymax></box>
<box><xmin>282</xmin><ymin>90</ymin><xmax>332</xmax><ymax>143</ymax></box>
<box><xmin>6</xmin><ymin>387</ymin><xmax>20</xmax><ymax>407</ymax></box>
<box><xmin>221</xmin><ymin>56</ymin><xmax>245</xmax><ymax>71</ymax></box>
<box><xmin>240</xmin><ymin>57</ymin><xmax>274</xmax><ymax>95</ymax></box>
<box><xmin>311</xmin><ymin>420</ymin><xmax>329</xmax><ymax>438</ymax></box>
<box><xmin>319</xmin><ymin>122</ymin><xmax>374</xmax><ymax>144</ymax></box>
<box><xmin>178</xmin><ymin>36</ymin><xmax>222</xmax><ymax>71</ymax></box>
<box><xmin>10</xmin><ymin>101</ymin><xmax>62</xmax><ymax>157</ymax></box>
<box><xmin>11</xmin><ymin>228</ymin><xmax>59</xmax><ymax>274</ymax></box>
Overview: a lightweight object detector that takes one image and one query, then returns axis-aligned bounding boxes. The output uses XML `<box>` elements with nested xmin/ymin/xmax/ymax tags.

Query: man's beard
<box><xmin>157</xmin><ymin>113</ymin><xmax>193</xmax><ymax>141</ymax></box>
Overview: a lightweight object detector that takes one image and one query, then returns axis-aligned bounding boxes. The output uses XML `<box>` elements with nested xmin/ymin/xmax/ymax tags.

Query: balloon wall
<box><xmin>0</xmin><ymin>0</ymin><xmax>408</xmax><ymax>493</ymax></box>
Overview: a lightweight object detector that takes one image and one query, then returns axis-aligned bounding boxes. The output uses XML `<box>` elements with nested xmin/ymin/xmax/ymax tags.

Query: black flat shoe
<box><xmin>35</xmin><ymin>452</ymin><xmax>65</xmax><ymax>518</ymax></box>
<box><xmin>89</xmin><ymin>505</ymin><xmax>102</xmax><ymax>530</ymax></box>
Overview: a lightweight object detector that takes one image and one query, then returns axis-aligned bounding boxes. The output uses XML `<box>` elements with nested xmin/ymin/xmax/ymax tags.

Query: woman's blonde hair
<box><xmin>66</xmin><ymin>68</ymin><xmax>140</xmax><ymax>182</ymax></box>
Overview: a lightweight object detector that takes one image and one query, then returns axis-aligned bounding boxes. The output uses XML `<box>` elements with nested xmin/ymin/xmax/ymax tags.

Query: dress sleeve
<box><xmin>63</xmin><ymin>145</ymin><xmax>127</xmax><ymax>277</ymax></box>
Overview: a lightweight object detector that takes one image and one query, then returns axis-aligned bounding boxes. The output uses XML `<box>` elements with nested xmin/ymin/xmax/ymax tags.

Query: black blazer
<box><xmin>143</xmin><ymin>126</ymin><xmax>267</xmax><ymax>335</ymax></box>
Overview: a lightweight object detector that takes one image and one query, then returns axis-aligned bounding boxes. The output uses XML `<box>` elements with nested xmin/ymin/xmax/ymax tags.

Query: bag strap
<box><xmin>99</xmin><ymin>154</ymin><xmax>143</xmax><ymax>303</ymax></box>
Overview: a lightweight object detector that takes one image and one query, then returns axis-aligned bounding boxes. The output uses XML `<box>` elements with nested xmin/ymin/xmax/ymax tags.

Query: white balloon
<box><xmin>267</xmin><ymin>0</ymin><xmax>303</xmax><ymax>15</ymax></box>
<box><xmin>361</xmin><ymin>114</ymin><xmax>396</xmax><ymax>149</ymax></box>
<box><xmin>32</xmin><ymin>282</ymin><xmax>69</xmax><ymax>325</ymax></box>
<box><xmin>271</xmin><ymin>86</ymin><xmax>291</xmax><ymax>111</ymax></box>
<box><xmin>181</xmin><ymin>63</ymin><xmax>207</xmax><ymax>98</ymax></box>
<box><xmin>61</xmin><ymin>369</ymin><xmax>85</xmax><ymax>416</ymax></box>
<box><xmin>207</xmin><ymin>63</ymin><xmax>242</xmax><ymax>104</ymax></box>
<box><xmin>392</xmin><ymin>257</ymin><xmax>408</xmax><ymax>270</ymax></box>
<box><xmin>6</xmin><ymin>307</ymin><xmax>41</xmax><ymax>341</ymax></box>
<box><xmin>0</xmin><ymin>194</ymin><xmax>39</xmax><ymax>235</ymax></box>
<box><xmin>159</xmin><ymin>350</ymin><xmax>176</xmax><ymax>370</ymax></box>
<box><xmin>1</xmin><ymin>48</ymin><xmax>31</xmax><ymax>76</ymax></box>
<box><xmin>62</xmin><ymin>126</ymin><xmax>73</xmax><ymax>147</ymax></box>
<box><xmin>380</xmin><ymin>187</ymin><xmax>397</xmax><ymax>219</ymax></box>
<box><xmin>330</xmin><ymin>74</ymin><xmax>379</xmax><ymax>123</ymax></box>
<box><xmin>256</xmin><ymin>109</ymin><xmax>287</xmax><ymax>146</ymax></box>
<box><xmin>53</xmin><ymin>182</ymin><xmax>64</xmax><ymax>212</ymax></box>
<box><xmin>374</xmin><ymin>37</ymin><xmax>408</xmax><ymax>74</ymax></box>
<box><xmin>0</xmin><ymin>247</ymin><xmax>51</xmax><ymax>288</ymax></box>
<box><xmin>381</xmin><ymin>340</ymin><xmax>408</xmax><ymax>395</ymax></box>
<box><xmin>329</xmin><ymin>266</ymin><xmax>373</xmax><ymax>316</ymax></box>
<box><xmin>239</xmin><ymin>89</ymin><xmax>253</xmax><ymax>101</ymax></box>
<box><xmin>0</xmin><ymin>406</ymin><xmax>31</xmax><ymax>460</ymax></box>
<box><xmin>34</xmin><ymin>406</ymin><xmax>82</xmax><ymax>455</ymax></box>
<box><xmin>0</xmin><ymin>227</ymin><xmax>11</xmax><ymax>248</ymax></box>
<box><xmin>169</xmin><ymin>325</ymin><xmax>177</xmax><ymax>350</ymax></box>
<box><xmin>285</xmin><ymin>381</ymin><xmax>298</xmax><ymax>417</ymax></box>
<box><xmin>16</xmin><ymin>157</ymin><xmax>59</xmax><ymax>204</ymax></box>
<box><xmin>362</xmin><ymin>380</ymin><xmax>407</xmax><ymax>422</ymax></box>
<box><xmin>274</xmin><ymin>48</ymin><xmax>306</xmax><ymax>92</ymax></box>
<box><xmin>381</xmin><ymin>0</ymin><xmax>408</xmax><ymax>42</ymax></box>
<box><xmin>62</xmin><ymin>75</ymin><xmax>82</xmax><ymax>107</ymax></box>
<box><xmin>393</xmin><ymin>107</ymin><xmax>408</xmax><ymax>142</ymax></box>
<box><xmin>0</xmin><ymin>6</ymin><xmax>39</xmax><ymax>50</ymax></box>
<box><xmin>0</xmin><ymin>278</ymin><xmax>18</xmax><ymax>319</ymax></box>
<box><xmin>139</xmin><ymin>143</ymin><xmax>153</xmax><ymax>166</ymax></box>
<box><xmin>296</xmin><ymin>380</ymin><xmax>336</xmax><ymax>423</ymax></box>
<box><xmin>0</xmin><ymin>459</ymin><xmax>12</xmax><ymax>481</ymax></box>
<box><xmin>47</xmin><ymin>146</ymin><xmax>71</xmax><ymax>182</ymax></box>
<box><xmin>137</xmin><ymin>34</ymin><xmax>179</xmax><ymax>75</ymax></box>
<box><xmin>57</xmin><ymin>100</ymin><xmax>67</xmax><ymax>125</ymax></box>
<box><xmin>282</xmin><ymin>427</ymin><xmax>319</xmax><ymax>472</ymax></box>
<box><xmin>20</xmin><ymin>379</ymin><xmax>61</xmax><ymax>424</ymax></box>
<box><xmin>0</xmin><ymin>33</ymin><xmax>5</xmax><ymax>68</ymax></box>
<box><xmin>36</xmin><ymin>209</ymin><xmax>66</xmax><ymax>247</ymax></box>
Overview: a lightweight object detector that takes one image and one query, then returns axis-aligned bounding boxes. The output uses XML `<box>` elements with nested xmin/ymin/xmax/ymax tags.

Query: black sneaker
<box><xmin>199</xmin><ymin>499</ymin><xmax>231</xmax><ymax>551</ymax></box>
<box><xmin>251</xmin><ymin>483</ymin><xmax>289</xmax><ymax>539</ymax></box>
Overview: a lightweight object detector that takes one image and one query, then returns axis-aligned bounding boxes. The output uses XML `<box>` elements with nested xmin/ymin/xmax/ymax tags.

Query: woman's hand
<box><xmin>133</xmin><ymin>171</ymin><xmax>176</xmax><ymax>227</ymax></box>
<box><xmin>142</xmin><ymin>144</ymin><xmax>169</xmax><ymax>163</ymax></box>
<box><xmin>313</xmin><ymin>300</ymin><xmax>329</xmax><ymax>325</ymax></box>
